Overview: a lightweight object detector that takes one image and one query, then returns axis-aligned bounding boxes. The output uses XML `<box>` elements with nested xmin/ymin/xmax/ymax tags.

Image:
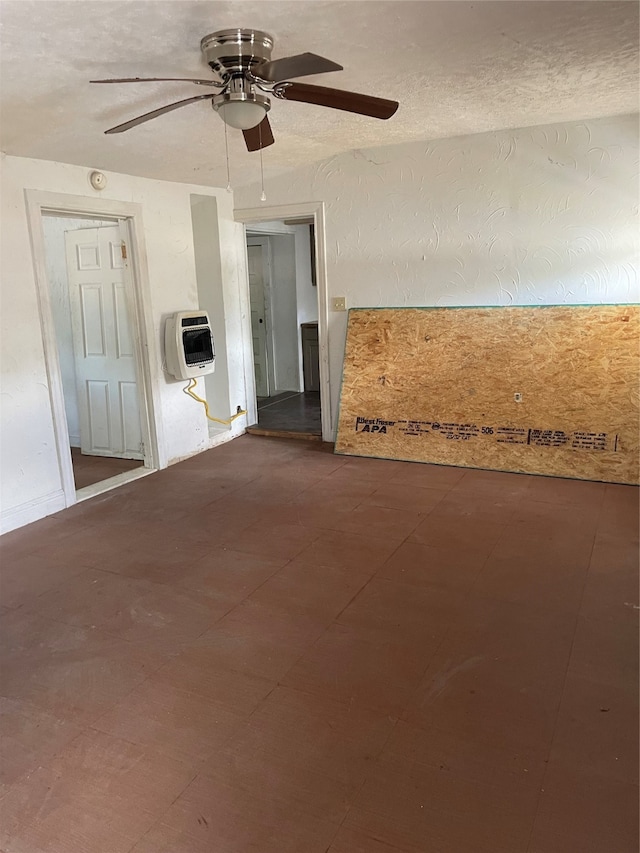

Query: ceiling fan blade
<box><xmin>254</xmin><ymin>53</ymin><xmax>343</xmax><ymax>82</ymax></box>
<box><xmin>243</xmin><ymin>116</ymin><xmax>275</xmax><ymax>152</ymax></box>
<box><xmin>92</xmin><ymin>77</ymin><xmax>221</xmax><ymax>86</ymax></box>
<box><xmin>279</xmin><ymin>82</ymin><xmax>398</xmax><ymax>119</ymax></box>
<box><xmin>104</xmin><ymin>93</ymin><xmax>215</xmax><ymax>134</ymax></box>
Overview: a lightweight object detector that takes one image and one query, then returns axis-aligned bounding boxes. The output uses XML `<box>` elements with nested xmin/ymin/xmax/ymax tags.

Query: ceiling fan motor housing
<box><xmin>201</xmin><ymin>29</ymin><xmax>274</xmax><ymax>128</ymax></box>
<box><xmin>200</xmin><ymin>29</ymin><xmax>274</xmax><ymax>77</ymax></box>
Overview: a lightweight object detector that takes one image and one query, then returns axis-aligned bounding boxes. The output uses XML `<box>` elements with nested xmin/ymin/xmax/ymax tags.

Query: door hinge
<box><xmin>121</xmin><ymin>242</ymin><xmax>128</xmax><ymax>260</ymax></box>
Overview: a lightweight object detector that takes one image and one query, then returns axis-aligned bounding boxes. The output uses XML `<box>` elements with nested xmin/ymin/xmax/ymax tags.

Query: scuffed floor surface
<box><xmin>71</xmin><ymin>447</ymin><xmax>144</xmax><ymax>490</ymax></box>
<box><xmin>1</xmin><ymin>435</ymin><xmax>638</xmax><ymax>853</ymax></box>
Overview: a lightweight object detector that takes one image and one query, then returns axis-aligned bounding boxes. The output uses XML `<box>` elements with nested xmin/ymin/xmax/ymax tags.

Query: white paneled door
<box><xmin>65</xmin><ymin>226</ymin><xmax>144</xmax><ymax>460</ymax></box>
<box><xmin>247</xmin><ymin>243</ymin><xmax>270</xmax><ymax>398</ymax></box>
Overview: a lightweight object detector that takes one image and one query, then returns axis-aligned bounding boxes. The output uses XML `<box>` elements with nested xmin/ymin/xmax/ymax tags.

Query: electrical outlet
<box><xmin>333</xmin><ymin>296</ymin><xmax>347</xmax><ymax>312</ymax></box>
<box><xmin>514</xmin><ymin>393</ymin><xmax>523</xmax><ymax>403</ymax></box>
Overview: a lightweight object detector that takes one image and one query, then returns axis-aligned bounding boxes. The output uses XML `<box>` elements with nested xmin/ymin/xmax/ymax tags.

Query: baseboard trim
<box><xmin>1</xmin><ymin>490</ymin><xmax>67</xmax><ymax>534</ymax></box>
<box><xmin>207</xmin><ymin>425</ymin><xmax>245</xmax><ymax>450</ymax></box>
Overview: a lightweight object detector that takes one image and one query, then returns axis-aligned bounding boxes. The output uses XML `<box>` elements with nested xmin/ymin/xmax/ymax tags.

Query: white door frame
<box><xmin>25</xmin><ymin>190</ymin><xmax>160</xmax><ymax>506</ymax></box>
<box><xmin>234</xmin><ymin>202</ymin><xmax>331</xmax><ymax>441</ymax></box>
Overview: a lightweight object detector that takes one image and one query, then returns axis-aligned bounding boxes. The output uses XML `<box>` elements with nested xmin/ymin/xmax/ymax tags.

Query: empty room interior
<box><xmin>0</xmin><ymin>2</ymin><xmax>638</xmax><ymax>852</ymax></box>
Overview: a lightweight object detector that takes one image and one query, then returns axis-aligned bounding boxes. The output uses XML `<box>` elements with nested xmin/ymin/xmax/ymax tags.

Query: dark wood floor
<box><xmin>71</xmin><ymin>447</ymin><xmax>144</xmax><ymax>490</ymax></box>
<box><xmin>1</xmin><ymin>435</ymin><xmax>638</xmax><ymax>852</ymax></box>
<box><xmin>255</xmin><ymin>391</ymin><xmax>321</xmax><ymax>435</ymax></box>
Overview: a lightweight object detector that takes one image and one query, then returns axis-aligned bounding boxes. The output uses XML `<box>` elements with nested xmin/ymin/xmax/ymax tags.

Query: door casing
<box><xmin>235</xmin><ymin>202</ymin><xmax>331</xmax><ymax>441</ymax></box>
<box><xmin>26</xmin><ymin>191</ymin><xmax>159</xmax><ymax>506</ymax></box>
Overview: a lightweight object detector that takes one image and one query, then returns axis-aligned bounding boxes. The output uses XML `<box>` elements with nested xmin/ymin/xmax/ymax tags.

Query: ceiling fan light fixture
<box><xmin>94</xmin><ymin>27</ymin><xmax>399</xmax><ymax>145</ymax></box>
<box><xmin>215</xmin><ymin>100</ymin><xmax>267</xmax><ymax>130</ymax></box>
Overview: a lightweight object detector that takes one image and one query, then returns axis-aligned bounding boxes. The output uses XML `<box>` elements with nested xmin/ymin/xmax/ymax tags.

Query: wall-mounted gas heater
<box><xmin>164</xmin><ymin>310</ymin><xmax>215</xmax><ymax>380</ymax></box>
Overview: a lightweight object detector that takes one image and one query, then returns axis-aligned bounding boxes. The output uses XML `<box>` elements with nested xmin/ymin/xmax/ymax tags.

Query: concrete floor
<box><xmin>255</xmin><ymin>391</ymin><xmax>322</xmax><ymax>435</ymax></box>
<box><xmin>0</xmin><ymin>435</ymin><xmax>638</xmax><ymax>853</ymax></box>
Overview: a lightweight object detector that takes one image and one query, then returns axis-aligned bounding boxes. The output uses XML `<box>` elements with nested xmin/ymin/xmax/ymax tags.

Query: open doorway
<box><xmin>41</xmin><ymin>213</ymin><xmax>148</xmax><ymax>493</ymax></box>
<box><xmin>245</xmin><ymin>220</ymin><xmax>322</xmax><ymax>438</ymax></box>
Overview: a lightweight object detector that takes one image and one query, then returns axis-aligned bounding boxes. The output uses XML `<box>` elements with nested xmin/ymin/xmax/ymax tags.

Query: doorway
<box><xmin>245</xmin><ymin>221</ymin><xmax>321</xmax><ymax>438</ymax></box>
<box><xmin>39</xmin><ymin>211</ymin><xmax>152</xmax><ymax>497</ymax></box>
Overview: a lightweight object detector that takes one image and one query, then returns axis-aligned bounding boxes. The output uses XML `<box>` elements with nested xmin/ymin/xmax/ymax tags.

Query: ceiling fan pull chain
<box><xmin>259</xmin><ymin>122</ymin><xmax>267</xmax><ymax>202</ymax></box>
<box><xmin>224</xmin><ymin>119</ymin><xmax>232</xmax><ymax>192</ymax></box>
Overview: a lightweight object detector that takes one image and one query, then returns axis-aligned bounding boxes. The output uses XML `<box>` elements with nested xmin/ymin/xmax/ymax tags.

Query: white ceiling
<box><xmin>1</xmin><ymin>1</ymin><xmax>638</xmax><ymax>188</ymax></box>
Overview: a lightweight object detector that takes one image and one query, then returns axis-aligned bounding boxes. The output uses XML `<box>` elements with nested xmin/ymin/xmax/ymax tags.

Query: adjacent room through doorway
<box><xmin>42</xmin><ymin>213</ymin><xmax>147</xmax><ymax>492</ymax></box>
<box><xmin>245</xmin><ymin>219</ymin><xmax>322</xmax><ymax>438</ymax></box>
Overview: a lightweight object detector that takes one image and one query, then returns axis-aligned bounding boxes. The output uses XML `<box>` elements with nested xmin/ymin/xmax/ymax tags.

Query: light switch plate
<box><xmin>333</xmin><ymin>296</ymin><xmax>347</xmax><ymax>311</ymax></box>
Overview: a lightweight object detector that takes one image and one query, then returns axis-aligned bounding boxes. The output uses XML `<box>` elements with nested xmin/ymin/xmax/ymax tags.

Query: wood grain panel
<box><xmin>335</xmin><ymin>306</ymin><xmax>639</xmax><ymax>484</ymax></box>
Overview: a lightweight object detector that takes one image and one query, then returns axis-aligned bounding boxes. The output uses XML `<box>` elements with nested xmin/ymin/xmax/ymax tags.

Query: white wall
<box><xmin>190</xmin><ymin>195</ymin><xmax>231</xmax><ymax>436</ymax></box>
<box><xmin>246</xmin><ymin>220</ymin><xmax>296</xmax><ymax>236</ymax></box>
<box><xmin>294</xmin><ymin>225</ymin><xmax>317</xmax><ymax>325</ymax></box>
<box><xmin>236</xmin><ymin>114</ymin><xmax>640</xmax><ymax>431</ymax></box>
<box><xmin>0</xmin><ymin>154</ymin><xmax>248</xmax><ymax>531</ymax></box>
<box><xmin>42</xmin><ymin>215</ymin><xmax>112</xmax><ymax>446</ymax></box>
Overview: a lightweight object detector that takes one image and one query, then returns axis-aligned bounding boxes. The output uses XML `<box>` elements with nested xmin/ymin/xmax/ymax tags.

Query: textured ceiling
<box><xmin>0</xmin><ymin>1</ymin><xmax>638</xmax><ymax>189</ymax></box>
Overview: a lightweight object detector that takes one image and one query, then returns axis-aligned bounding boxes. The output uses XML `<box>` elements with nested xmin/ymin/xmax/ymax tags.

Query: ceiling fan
<box><xmin>91</xmin><ymin>28</ymin><xmax>399</xmax><ymax>151</ymax></box>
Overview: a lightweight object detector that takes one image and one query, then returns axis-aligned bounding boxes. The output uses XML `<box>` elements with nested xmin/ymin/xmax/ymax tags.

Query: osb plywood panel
<box><xmin>335</xmin><ymin>306</ymin><xmax>640</xmax><ymax>484</ymax></box>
